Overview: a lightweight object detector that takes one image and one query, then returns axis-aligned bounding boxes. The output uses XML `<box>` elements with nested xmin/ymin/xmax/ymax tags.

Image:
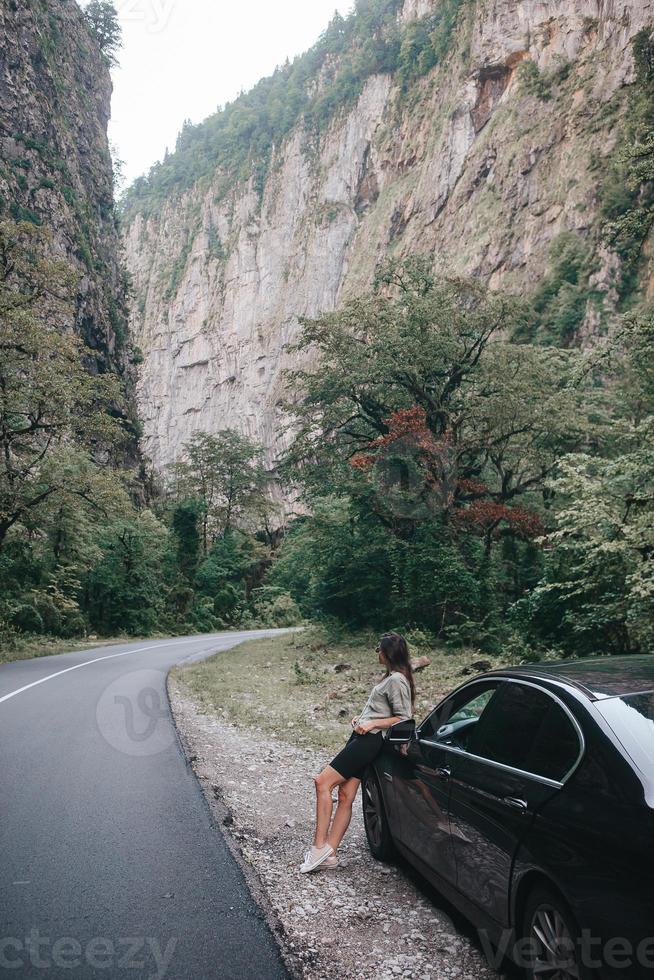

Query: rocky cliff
<box><xmin>123</xmin><ymin>0</ymin><xmax>654</xmax><ymax>473</ymax></box>
<box><xmin>0</xmin><ymin>0</ymin><xmax>131</xmax><ymax>379</ymax></box>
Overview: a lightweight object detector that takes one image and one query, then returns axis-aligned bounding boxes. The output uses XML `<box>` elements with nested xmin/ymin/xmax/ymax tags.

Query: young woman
<box><xmin>300</xmin><ymin>632</ymin><xmax>415</xmax><ymax>873</ymax></box>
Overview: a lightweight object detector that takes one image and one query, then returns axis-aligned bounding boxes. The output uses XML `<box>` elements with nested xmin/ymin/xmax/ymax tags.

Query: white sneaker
<box><xmin>318</xmin><ymin>854</ymin><xmax>339</xmax><ymax>870</ymax></box>
<box><xmin>299</xmin><ymin>844</ymin><xmax>334</xmax><ymax>873</ymax></box>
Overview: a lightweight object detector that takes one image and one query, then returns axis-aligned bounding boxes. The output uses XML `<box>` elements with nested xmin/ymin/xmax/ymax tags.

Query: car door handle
<box><xmin>503</xmin><ymin>796</ymin><xmax>529</xmax><ymax>812</ymax></box>
<box><xmin>436</xmin><ymin>766</ymin><xmax>452</xmax><ymax>780</ymax></box>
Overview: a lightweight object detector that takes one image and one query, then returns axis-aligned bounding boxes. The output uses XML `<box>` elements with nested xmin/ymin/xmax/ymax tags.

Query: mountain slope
<box><xmin>0</xmin><ymin>0</ymin><xmax>131</xmax><ymax>379</ymax></box>
<box><xmin>123</xmin><ymin>0</ymin><xmax>654</xmax><ymax>472</ymax></box>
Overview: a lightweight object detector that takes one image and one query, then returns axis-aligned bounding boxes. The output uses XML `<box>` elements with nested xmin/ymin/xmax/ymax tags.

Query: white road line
<box><xmin>0</xmin><ymin>636</ymin><xmax>226</xmax><ymax>707</ymax></box>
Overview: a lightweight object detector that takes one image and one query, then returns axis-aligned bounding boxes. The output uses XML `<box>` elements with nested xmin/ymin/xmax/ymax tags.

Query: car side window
<box><xmin>525</xmin><ymin>702</ymin><xmax>581</xmax><ymax>781</ymax></box>
<box><xmin>466</xmin><ymin>682</ymin><xmax>581</xmax><ymax>781</ymax></box>
<box><xmin>419</xmin><ymin>682</ymin><xmax>500</xmax><ymax>747</ymax></box>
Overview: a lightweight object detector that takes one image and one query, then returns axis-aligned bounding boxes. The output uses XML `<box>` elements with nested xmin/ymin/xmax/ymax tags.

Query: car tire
<box><xmin>522</xmin><ymin>885</ymin><xmax>594</xmax><ymax>980</ymax></box>
<box><xmin>361</xmin><ymin>768</ymin><xmax>395</xmax><ymax>862</ymax></box>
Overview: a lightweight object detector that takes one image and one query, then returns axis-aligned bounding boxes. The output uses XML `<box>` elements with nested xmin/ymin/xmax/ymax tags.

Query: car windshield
<box><xmin>596</xmin><ymin>691</ymin><xmax>654</xmax><ymax>776</ymax></box>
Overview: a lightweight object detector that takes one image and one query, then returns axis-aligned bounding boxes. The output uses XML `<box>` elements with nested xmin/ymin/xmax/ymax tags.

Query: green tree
<box><xmin>512</xmin><ymin>309</ymin><xmax>654</xmax><ymax>655</ymax></box>
<box><xmin>285</xmin><ymin>257</ymin><xmax>598</xmax><ymax>534</ymax></box>
<box><xmin>168</xmin><ymin>430</ymin><xmax>270</xmax><ymax>554</ymax></box>
<box><xmin>171</xmin><ymin>498</ymin><xmax>203</xmax><ymax>581</ymax></box>
<box><xmin>195</xmin><ymin>530</ymin><xmax>268</xmax><ymax>625</ymax></box>
<box><xmin>84</xmin><ymin>1</ymin><xmax>122</xmax><ymax>67</ymax></box>
<box><xmin>268</xmin><ymin>495</ymin><xmax>485</xmax><ymax>638</ymax></box>
<box><xmin>272</xmin><ymin>257</ymin><xmax>608</xmax><ymax>643</ymax></box>
<box><xmin>83</xmin><ymin>512</ymin><xmax>171</xmax><ymax>636</ymax></box>
<box><xmin>0</xmin><ymin>221</ymin><xmax>125</xmax><ymax>550</ymax></box>
<box><xmin>268</xmin><ymin>497</ymin><xmax>393</xmax><ymax>625</ymax></box>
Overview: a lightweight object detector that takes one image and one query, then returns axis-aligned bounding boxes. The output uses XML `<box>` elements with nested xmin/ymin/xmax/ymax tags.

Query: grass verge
<box><xmin>173</xmin><ymin>628</ymin><xmax>512</xmax><ymax>755</ymax></box>
<box><xmin>0</xmin><ymin>635</ymin><xmax>131</xmax><ymax>665</ymax></box>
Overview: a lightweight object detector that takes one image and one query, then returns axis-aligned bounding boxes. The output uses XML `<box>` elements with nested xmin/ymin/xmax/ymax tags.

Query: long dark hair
<box><xmin>378</xmin><ymin>632</ymin><xmax>416</xmax><ymax>706</ymax></box>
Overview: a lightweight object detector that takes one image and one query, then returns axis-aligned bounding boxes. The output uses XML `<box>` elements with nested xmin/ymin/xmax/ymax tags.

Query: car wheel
<box><xmin>522</xmin><ymin>885</ymin><xmax>593</xmax><ymax>980</ymax></box>
<box><xmin>361</xmin><ymin>769</ymin><xmax>395</xmax><ymax>862</ymax></box>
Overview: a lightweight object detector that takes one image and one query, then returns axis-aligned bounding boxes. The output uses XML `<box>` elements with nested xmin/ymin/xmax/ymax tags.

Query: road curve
<box><xmin>0</xmin><ymin>631</ymin><xmax>293</xmax><ymax>979</ymax></box>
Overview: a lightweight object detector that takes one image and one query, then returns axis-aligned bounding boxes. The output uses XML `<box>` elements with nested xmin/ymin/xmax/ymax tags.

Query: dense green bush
<box><xmin>517</xmin><ymin>60</ymin><xmax>552</xmax><ymax>101</ymax></box>
<box><xmin>269</xmin><ymin>502</ymin><xmax>498</xmax><ymax>642</ymax></box>
<box><xmin>249</xmin><ymin>586</ymin><xmax>303</xmax><ymax>628</ymax></box>
<box><xmin>12</xmin><ymin>604</ymin><xmax>44</xmax><ymax>635</ymax></box>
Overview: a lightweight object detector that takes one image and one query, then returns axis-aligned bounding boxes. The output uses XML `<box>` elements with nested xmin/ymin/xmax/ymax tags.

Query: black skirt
<box><xmin>329</xmin><ymin>731</ymin><xmax>385</xmax><ymax>780</ymax></box>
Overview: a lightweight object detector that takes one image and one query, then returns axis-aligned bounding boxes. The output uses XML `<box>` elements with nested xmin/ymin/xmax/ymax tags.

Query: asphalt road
<box><xmin>0</xmin><ymin>631</ymin><xmax>293</xmax><ymax>980</ymax></box>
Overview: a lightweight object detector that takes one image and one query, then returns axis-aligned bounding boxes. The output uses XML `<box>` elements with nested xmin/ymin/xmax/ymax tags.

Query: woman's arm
<box><xmin>354</xmin><ymin>716</ymin><xmax>402</xmax><ymax>734</ymax></box>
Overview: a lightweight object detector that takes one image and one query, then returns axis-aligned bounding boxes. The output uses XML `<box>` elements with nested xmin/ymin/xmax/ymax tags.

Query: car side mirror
<box><xmin>386</xmin><ymin>719</ymin><xmax>416</xmax><ymax>744</ymax></box>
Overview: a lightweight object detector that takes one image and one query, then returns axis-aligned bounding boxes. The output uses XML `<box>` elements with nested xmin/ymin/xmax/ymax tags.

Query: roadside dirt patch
<box><xmin>169</xmin><ymin>676</ymin><xmax>509</xmax><ymax>980</ymax></box>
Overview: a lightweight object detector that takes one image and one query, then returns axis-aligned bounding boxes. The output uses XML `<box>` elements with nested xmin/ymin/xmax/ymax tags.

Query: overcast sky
<box><xmin>82</xmin><ymin>0</ymin><xmax>354</xmax><ymax>189</ymax></box>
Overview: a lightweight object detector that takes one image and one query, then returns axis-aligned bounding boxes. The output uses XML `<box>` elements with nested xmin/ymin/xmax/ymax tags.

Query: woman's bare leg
<box><xmin>328</xmin><ymin>777</ymin><xmax>360</xmax><ymax>853</ymax></box>
<box><xmin>313</xmin><ymin>766</ymin><xmax>346</xmax><ymax>848</ymax></box>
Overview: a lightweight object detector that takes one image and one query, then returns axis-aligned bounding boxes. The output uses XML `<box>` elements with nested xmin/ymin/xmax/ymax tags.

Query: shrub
<box><xmin>12</xmin><ymin>603</ymin><xmax>44</xmax><ymax>634</ymax></box>
<box><xmin>32</xmin><ymin>594</ymin><xmax>63</xmax><ymax>635</ymax></box>
<box><xmin>60</xmin><ymin>613</ymin><xmax>87</xmax><ymax>639</ymax></box>
<box><xmin>517</xmin><ymin>60</ymin><xmax>552</xmax><ymax>101</ymax></box>
<box><xmin>252</xmin><ymin>588</ymin><xmax>303</xmax><ymax>627</ymax></box>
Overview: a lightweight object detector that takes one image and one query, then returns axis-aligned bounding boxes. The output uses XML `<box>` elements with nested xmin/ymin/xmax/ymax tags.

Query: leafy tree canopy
<box><xmin>167</xmin><ymin>430</ymin><xmax>275</xmax><ymax>554</ymax></box>
<box><xmin>513</xmin><ymin>309</ymin><xmax>654</xmax><ymax>655</ymax></box>
<box><xmin>0</xmin><ymin>221</ymin><xmax>126</xmax><ymax>549</ymax></box>
<box><xmin>284</xmin><ymin>257</ymin><xmax>603</xmax><ymax>547</ymax></box>
<box><xmin>84</xmin><ymin>1</ymin><xmax>122</xmax><ymax>67</ymax></box>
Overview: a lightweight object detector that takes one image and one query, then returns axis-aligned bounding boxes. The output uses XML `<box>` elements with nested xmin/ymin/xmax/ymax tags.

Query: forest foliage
<box><xmin>2</xmin><ymin>221</ymin><xmax>652</xmax><ymax>660</ymax></box>
<box><xmin>269</xmin><ymin>258</ymin><xmax>653</xmax><ymax>658</ymax></box>
<box><xmin>0</xmin><ymin>221</ymin><xmax>300</xmax><ymax>652</ymax></box>
<box><xmin>4</xmin><ymin>18</ymin><xmax>654</xmax><ymax>660</ymax></box>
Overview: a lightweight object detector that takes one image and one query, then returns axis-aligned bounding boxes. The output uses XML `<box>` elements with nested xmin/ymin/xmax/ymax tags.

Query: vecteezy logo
<box><xmin>0</xmin><ymin>932</ymin><xmax>178</xmax><ymax>979</ymax></box>
<box><xmin>115</xmin><ymin>0</ymin><xmax>175</xmax><ymax>34</ymax></box>
<box><xmin>96</xmin><ymin>670</ymin><xmax>175</xmax><ymax>757</ymax></box>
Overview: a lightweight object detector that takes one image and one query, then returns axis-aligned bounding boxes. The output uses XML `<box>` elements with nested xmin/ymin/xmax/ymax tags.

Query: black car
<box><xmin>362</xmin><ymin>656</ymin><xmax>654</xmax><ymax>980</ymax></box>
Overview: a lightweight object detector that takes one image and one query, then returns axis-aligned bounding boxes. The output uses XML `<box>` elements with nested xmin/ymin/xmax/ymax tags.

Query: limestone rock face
<box><xmin>0</xmin><ymin>0</ymin><xmax>129</xmax><ymax>377</ymax></box>
<box><xmin>400</xmin><ymin>0</ymin><xmax>435</xmax><ymax>21</ymax></box>
<box><xmin>124</xmin><ymin>0</ymin><xmax>654</xmax><ymax>473</ymax></box>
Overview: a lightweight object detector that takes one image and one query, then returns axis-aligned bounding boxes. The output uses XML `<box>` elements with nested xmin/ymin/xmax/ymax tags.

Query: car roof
<box><xmin>487</xmin><ymin>655</ymin><xmax>654</xmax><ymax>701</ymax></box>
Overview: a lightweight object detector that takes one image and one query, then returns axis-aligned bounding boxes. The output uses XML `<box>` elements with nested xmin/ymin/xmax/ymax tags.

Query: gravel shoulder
<box><xmin>168</xmin><ymin>668</ymin><xmax>510</xmax><ymax>980</ymax></box>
